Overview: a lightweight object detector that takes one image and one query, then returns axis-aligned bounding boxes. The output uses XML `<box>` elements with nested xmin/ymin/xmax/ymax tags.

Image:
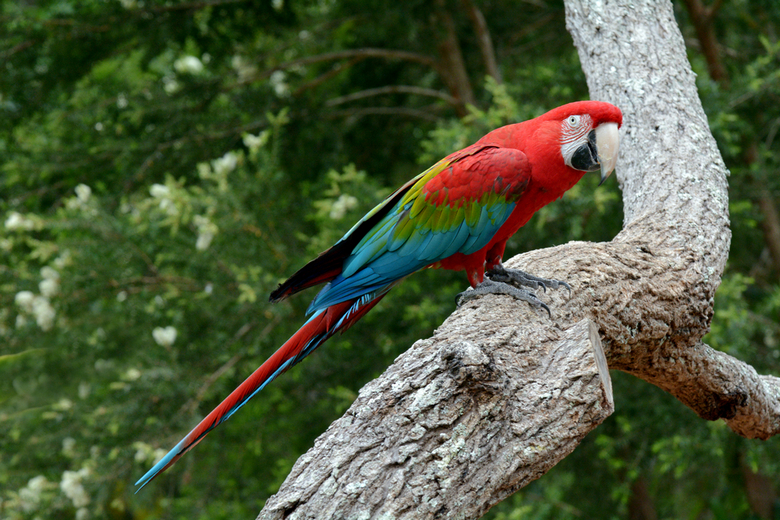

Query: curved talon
<box><xmin>486</xmin><ymin>265</ymin><xmax>571</xmax><ymax>298</ymax></box>
<box><xmin>456</xmin><ymin>279</ymin><xmax>552</xmax><ymax>318</ymax></box>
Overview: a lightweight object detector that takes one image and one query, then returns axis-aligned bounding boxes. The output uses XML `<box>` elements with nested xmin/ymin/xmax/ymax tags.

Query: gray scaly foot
<box><xmin>486</xmin><ymin>265</ymin><xmax>571</xmax><ymax>297</ymax></box>
<box><xmin>456</xmin><ymin>278</ymin><xmax>551</xmax><ymax>318</ymax></box>
<box><xmin>456</xmin><ymin>266</ymin><xmax>572</xmax><ymax>318</ymax></box>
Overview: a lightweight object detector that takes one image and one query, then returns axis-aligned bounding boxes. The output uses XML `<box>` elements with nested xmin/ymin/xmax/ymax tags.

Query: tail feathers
<box><xmin>135</xmin><ymin>290</ymin><xmax>390</xmax><ymax>492</ymax></box>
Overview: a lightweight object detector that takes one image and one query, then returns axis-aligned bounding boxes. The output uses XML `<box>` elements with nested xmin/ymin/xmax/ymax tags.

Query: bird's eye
<box><xmin>567</xmin><ymin>115</ymin><xmax>581</xmax><ymax>127</ymax></box>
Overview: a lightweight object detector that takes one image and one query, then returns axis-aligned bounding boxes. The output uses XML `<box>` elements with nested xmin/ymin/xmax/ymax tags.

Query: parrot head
<box><xmin>478</xmin><ymin>100</ymin><xmax>623</xmax><ymax>190</ymax></box>
<box><xmin>554</xmin><ymin>102</ymin><xmax>621</xmax><ymax>185</ymax></box>
<box><xmin>541</xmin><ymin>100</ymin><xmax>622</xmax><ymax>186</ymax></box>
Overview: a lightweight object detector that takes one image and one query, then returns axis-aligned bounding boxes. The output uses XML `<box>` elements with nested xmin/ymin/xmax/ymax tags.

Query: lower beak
<box><xmin>594</xmin><ymin>122</ymin><xmax>620</xmax><ymax>185</ymax></box>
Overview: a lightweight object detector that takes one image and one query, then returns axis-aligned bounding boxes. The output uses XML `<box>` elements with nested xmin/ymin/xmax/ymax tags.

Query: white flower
<box><xmin>76</xmin><ymin>507</ymin><xmax>90</xmax><ymax>520</ymax></box>
<box><xmin>243</xmin><ymin>131</ymin><xmax>268</xmax><ymax>153</ymax></box>
<box><xmin>196</xmin><ymin>232</ymin><xmax>214</xmax><ymax>251</ymax></box>
<box><xmin>123</xmin><ymin>367</ymin><xmax>142</xmax><ymax>381</ymax></box>
<box><xmin>197</xmin><ymin>162</ymin><xmax>212</xmax><ymax>179</ymax></box>
<box><xmin>78</xmin><ymin>382</ymin><xmax>91</xmax><ymax>399</ymax></box>
<box><xmin>53</xmin><ymin>251</ymin><xmax>72</xmax><ymax>269</ymax></box>
<box><xmin>149</xmin><ymin>184</ymin><xmax>170</xmax><ymax>198</ymax></box>
<box><xmin>272</xmin><ymin>0</ymin><xmax>283</xmax><ymax>11</ymax></box>
<box><xmin>54</xmin><ymin>398</ymin><xmax>73</xmax><ymax>411</ymax></box>
<box><xmin>329</xmin><ymin>194</ymin><xmax>358</xmax><ymax>220</ymax></box>
<box><xmin>16</xmin><ymin>314</ymin><xmax>28</xmax><ymax>328</ymax></box>
<box><xmin>117</xmin><ymin>93</ymin><xmax>128</xmax><ymax>109</ymax></box>
<box><xmin>19</xmin><ymin>475</ymin><xmax>49</xmax><ymax>512</ymax></box>
<box><xmin>15</xmin><ymin>291</ymin><xmax>35</xmax><ymax>312</ymax></box>
<box><xmin>40</xmin><ymin>278</ymin><xmax>59</xmax><ymax>298</ymax></box>
<box><xmin>174</xmin><ymin>55</ymin><xmax>204</xmax><ymax>75</ymax></box>
<box><xmin>66</xmin><ymin>184</ymin><xmax>93</xmax><ymax>211</ymax></box>
<box><xmin>270</xmin><ymin>70</ymin><xmax>290</xmax><ymax>98</ymax></box>
<box><xmin>149</xmin><ymin>184</ymin><xmax>178</xmax><ymax>215</ymax></box>
<box><xmin>212</xmin><ymin>152</ymin><xmax>238</xmax><ymax>176</ymax></box>
<box><xmin>158</xmin><ymin>197</ymin><xmax>178</xmax><ymax>216</ymax></box>
<box><xmin>162</xmin><ymin>75</ymin><xmax>180</xmax><ymax>94</ymax></box>
<box><xmin>116</xmin><ymin>291</ymin><xmax>128</xmax><ymax>302</ymax></box>
<box><xmin>194</xmin><ymin>215</ymin><xmax>218</xmax><ymax>251</ymax></box>
<box><xmin>134</xmin><ymin>442</ymin><xmax>150</xmax><ymax>463</ymax></box>
<box><xmin>31</xmin><ymin>295</ymin><xmax>56</xmax><ymax>331</ymax></box>
<box><xmin>41</xmin><ymin>266</ymin><xmax>59</xmax><ymax>281</ymax></box>
<box><xmin>5</xmin><ymin>211</ymin><xmax>35</xmax><ymax>231</ymax></box>
<box><xmin>60</xmin><ymin>469</ymin><xmax>90</xmax><ymax>508</ymax></box>
<box><xmin>75</xmin><ymin>184</ymin><xmax>92</xmax><ymax>203</ymax></box>
<box><xmin>231</xmin><ymin>55</ymin><xmax>258</xmax><ymax>82</ymax></box>
<box><xmin>62</xmin><ymin>437</ymin><xmax>76</xmax><ymax>457</ymax></box>
<box><xmin>152</xmin><ymin>326</ymin><xmax>177</xmax><ymax>347</ymax></box>
<box><xmin>28</xmin><ymin>475</ymin><xmax>49</xmax><ymax>493</ymax></box>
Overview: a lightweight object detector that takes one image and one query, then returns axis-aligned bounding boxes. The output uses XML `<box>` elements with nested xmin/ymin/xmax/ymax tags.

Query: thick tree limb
<box><xmin>257</xmin><ymin>0</ymin><xmax>780</xmax><ymax>517</ymax></box>
<box><xmin>259</xmin><ymin>319</ymin><xmax>612</xmax><ymax>519</ymax></box>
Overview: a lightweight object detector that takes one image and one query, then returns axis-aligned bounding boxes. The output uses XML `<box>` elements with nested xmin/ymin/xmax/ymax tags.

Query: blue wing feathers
<box><xmin>441</xmin><ymin>221</ymin><xmax>472</xmax><ymax>258</ymax></box>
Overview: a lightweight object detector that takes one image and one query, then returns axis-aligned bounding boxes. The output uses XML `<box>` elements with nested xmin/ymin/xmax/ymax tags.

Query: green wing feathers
<box><xmin>342</xmin><ymin>144</ymin><xmax>531</xmax><ymax>277</ymax></box>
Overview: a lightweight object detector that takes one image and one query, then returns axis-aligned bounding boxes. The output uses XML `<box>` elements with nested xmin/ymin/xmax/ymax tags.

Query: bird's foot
<box><xmin>456</xmin><ymin>279</ymin><xmax>551</xmax><ymax>318</ymax></box>
<box><xmin>485</xmin><ymin>265</ymin><xmax>571</xmax><ymax>297</ymax></box>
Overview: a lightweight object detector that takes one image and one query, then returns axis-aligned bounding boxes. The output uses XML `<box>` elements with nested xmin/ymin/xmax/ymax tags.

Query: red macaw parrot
<box><xmin>135</xmin><ymin>100</ymin><xmax>622</xmax><ymax>490</ymax></box>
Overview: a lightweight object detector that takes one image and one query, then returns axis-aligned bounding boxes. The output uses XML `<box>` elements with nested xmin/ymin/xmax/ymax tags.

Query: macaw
<box><xmin>135</xmin><ymin>100</ymin><xmax>622</xmax><ymax>490</ymax></box>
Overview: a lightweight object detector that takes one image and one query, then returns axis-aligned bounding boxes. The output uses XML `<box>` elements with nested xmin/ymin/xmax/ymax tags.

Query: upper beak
<box><xmin>594</xmin><ymin>122</ymin><xmax>619</xmax><ymax>185</ymax></box>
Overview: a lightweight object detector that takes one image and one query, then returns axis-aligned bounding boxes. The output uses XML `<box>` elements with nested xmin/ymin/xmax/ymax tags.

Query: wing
<box><xmin>271</xmin><ymin>143</ymin><xmax>504</xmax><ymax>302</ymax></box>
<box><xmin>270</xmin><ymin>165</ymin><xmax>427</xmax><ymax>303</ymax></box>
<box><xmin>306</xmin><ymin>144</ymin><xmax>531</xmax><ymax>313</ymax></box>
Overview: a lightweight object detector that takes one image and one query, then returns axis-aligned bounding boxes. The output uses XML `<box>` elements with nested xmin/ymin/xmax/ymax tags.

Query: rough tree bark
<box><xmin>257</xmin><ymin>0</ymin><xmax>780</xmax><ymax>518</ymax></box>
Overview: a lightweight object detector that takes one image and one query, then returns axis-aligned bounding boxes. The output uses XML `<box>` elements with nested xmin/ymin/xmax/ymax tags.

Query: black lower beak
<box><xmin>570</xmin><ymin>130</ymin><xmax>600</xmax><ymax>173</ymax></box>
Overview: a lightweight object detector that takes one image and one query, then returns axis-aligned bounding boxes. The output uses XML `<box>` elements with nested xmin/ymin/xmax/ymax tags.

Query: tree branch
<box><xmin>265</xmin><ymin>48</ymin><xmax>439</xmax><ymax>77</ymax></box>
<box><xmin>461</xmin><ymin>0</ymin><xmax>501</xmax><ymax>83</ymax></box>
<box><xmin>757</xmin><ymin>191</ymin><xmax>780</xmax><ymax>274</ymax></box>
<box><xmin>433</xmin><ymin>0</ymin><xmax>475</xmax><ymax>115</ymax></box>
<box><xmin>258</xmin><ymin>319</ymin><xmax>612</xmax><ymax>519</ymax></box>
<box><xmin>325</xmin><ymin>85</ymin><xmax>459</xmax><ymax>107</ymax></box>
<box><xmin>328</xmin><ymin>106</ymin><xmax>442</xmax><ymax>123</ymax></box>
<box><xmin>681</xmin><ymin>0</ymin><xmax>729</xmax><ymax>84</ymax></box>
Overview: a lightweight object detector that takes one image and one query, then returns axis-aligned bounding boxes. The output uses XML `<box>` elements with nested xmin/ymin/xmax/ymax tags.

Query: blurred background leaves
<box><xmin>1</xmin><ymin>0</ymin><xmax>778</xmax><ymax>518</ymax></box>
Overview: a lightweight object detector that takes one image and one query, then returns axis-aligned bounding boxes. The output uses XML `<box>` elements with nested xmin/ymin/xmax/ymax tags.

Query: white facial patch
<box><xmin>560</xmin><ymin>114</ymin><xmax>593</xmax><ymax>167</ymax></box>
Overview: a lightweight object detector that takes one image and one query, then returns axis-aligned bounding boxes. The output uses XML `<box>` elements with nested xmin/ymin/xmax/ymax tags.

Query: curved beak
<box><xmin>594</xmin><ymin>122</ymin><xmax>620</xmax><ymax>185</ymax></box>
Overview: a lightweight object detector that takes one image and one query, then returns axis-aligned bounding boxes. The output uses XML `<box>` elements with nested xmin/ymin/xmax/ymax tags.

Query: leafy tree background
<box><xmin>1</xmin><ymin>0</ymin><xmax>778</xmax><ymax>518</ymax></box>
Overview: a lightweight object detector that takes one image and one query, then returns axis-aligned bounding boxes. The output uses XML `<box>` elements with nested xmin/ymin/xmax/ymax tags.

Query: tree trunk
<box><xmin>434</xmin><ymin>0</ymin><xmax>476</xmax><ymax>116</ymax></box>
<box><xmin>257</xmin><ymin>0</ymin><xmax>780</xmax><ymax>517</ymax></box>
<box><xmin>461</xmin><ymin>0</ymin><xmax>501</xmax><ymax>83</ymax></box>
